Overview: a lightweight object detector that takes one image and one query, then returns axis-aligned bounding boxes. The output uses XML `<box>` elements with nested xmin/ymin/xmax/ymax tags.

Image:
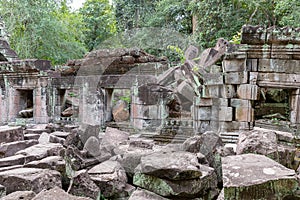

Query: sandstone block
<box><xmin>237</xmin><ymin>84</ymin><xmax>259</xmax><ymax>100</ymax></box>
<box><xmin>128</xmin><ymin>188</ymin><xmax>168</xmax><ymax>200</ymax></box>
<box><xmin>1</xmin><ymin>190</ymin><xmax>36</xmax><ymax>200</ymax></box>
<box><xmin>0</xmin><ymin>140</ymin><xmax>38</xmax><ymax>158</ymax></box>
<box><xmin>224</xmin><ymin>72</ymin><xmax>248</xmax><ymax>84</ymax></box>
<box><xmin>0</xmin><ymin>126</ymin><xmax>23</xmax><ymax>143</ymax></box>
<box><xmin>222</xmin><ymin>59</ymin><xmax>246</xmax><ymax>72</ymax></box>
<box><xmin>0</xmin><ymin>168</ymin><xmax>61</xmax><ymax>194</ymax></box>
<box><xmin>222</xmin><ymin>154</ymin><xmax>299</xmax><ymax>199</ymax></box>
<box><xmin>235</xmin><ymin>107</ymin><xmax>254</xmax><ymax>122</ymax></box>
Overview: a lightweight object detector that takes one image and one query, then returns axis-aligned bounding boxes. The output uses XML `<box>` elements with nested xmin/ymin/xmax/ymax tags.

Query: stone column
<box><xmin>290</xmin><ymin>89</ymin><xmax>300</xmax><ymax>124</ymax></box>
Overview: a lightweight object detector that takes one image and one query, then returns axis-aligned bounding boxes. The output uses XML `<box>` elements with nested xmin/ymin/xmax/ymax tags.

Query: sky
<box><xmin>69</xmin><ymin>0</ymin><xmax>86</xmax><ymax>10</ymax></box>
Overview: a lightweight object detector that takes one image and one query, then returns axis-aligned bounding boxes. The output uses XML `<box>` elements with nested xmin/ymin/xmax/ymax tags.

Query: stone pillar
<box><xmin>290</xmin><ymin>89</ymin><xmax>300</xmax><ymax>124</ymax></box>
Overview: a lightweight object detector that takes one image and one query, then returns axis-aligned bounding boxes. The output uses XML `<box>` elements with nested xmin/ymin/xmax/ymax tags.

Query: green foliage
<box><xmin>167</xmin><ymin>45</ymin><xmax>185</xmax><ymax>63</ymax></box>
<box><xmin>0</xmin><ymin>0</ymin><xmax>87</xmax><ymax>65</ymax></box>
<box><xmin>80</xmin><ymin>0</ymin><xmax>117</xmax><ymax>51</ymax></box>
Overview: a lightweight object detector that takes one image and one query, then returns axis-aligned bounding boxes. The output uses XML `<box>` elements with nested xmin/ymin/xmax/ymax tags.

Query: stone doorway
<box><xmin>17</xmin><ymin>89</ymin><xmax>33</xmax><ymax>118</ymax></box>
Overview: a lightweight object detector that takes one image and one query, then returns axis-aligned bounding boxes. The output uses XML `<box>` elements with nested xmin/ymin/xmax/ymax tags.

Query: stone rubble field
<box><xmin>0</xmin><ymin>124</ymin><xmax>300</xmax><ymax>199</ymax></box>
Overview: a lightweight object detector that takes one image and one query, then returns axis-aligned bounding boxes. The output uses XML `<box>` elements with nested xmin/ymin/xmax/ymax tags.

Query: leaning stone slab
<box><xmin>0</xmin><ymin>167</ymin><xmax>61</xmax><ymax>194</ymax></box>
<box><xmin>0</xmin><ymin>184</ymin><xmax>5</xmax><ymax>198</ymax></box>
<box><xmin>128</xmin><ymin>188</ymin><xmax>168</xmax><ymax>200</ymax></box>
<box><xmin>0</xmin><ymin>126</ymin><xmax>23</xmax><ymax>143</ymax></box>
<box><xmin>0</xmin><ymin>140</ymin><xmax>38</xmax><ymax>158</ymax></box>
<box><xmin>16</xmin><ymin>143</ymin><xmax>64</xmax><ymax>162</ymax></box>
<box><xmin>222</xmin><ymin>154</ymin><xmax>299</xmax><ymax>200</ymax></box>
<box><xmin>133</xmin><ymin>164</ymin><xmax>217</xmax><ymax>199</ymax></box>
<box><xmin>32</xmin><ymin>186</ymin><xmax>92</xmax><ymax>200</ymax></box>
<box><xmin>1</xmin><ymin>191</ymin><xmax>36</xmax><ymax>200</ymax></box>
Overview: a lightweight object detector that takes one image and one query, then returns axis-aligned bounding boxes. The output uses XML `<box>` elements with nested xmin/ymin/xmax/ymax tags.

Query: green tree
<box><xmin>80</xmin><ymin>0</ymin><xmax>117</xmax><ymax>51</ymax></box>
<box><xmin>0</xmin><ymin>0</ymin><xmax>87</xmax><ymax>64</ymax></box>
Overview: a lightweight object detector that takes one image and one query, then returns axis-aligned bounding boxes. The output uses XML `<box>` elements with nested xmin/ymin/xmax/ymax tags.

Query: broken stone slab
<box><xmin>50</xmin><ymin>131</ymin><xmax>71</xmax><ymax>139</ymax></box>
<box><xmin>0</xmin><ymin>140</ymin><xmax>38</xmax><ymax>158</ymax></box>
<box><xmin>16</xmin><ymin>143</ymin><xmax>64</xmax><ymax>162</ymax></box>
<box><xmin>61</xmin><ymin>107</ymin><xmax>78</xmax><ymax>117</ymax></box>
<box><xmin>102</xmin><ymin>127</ymin><xmax>129</xmax><ymax>147</ymax></box>
<box><xmin>183</xmin><ymin>131</ymin><xmax>223</xmax><ymax>185</ymax></box>
<box><xmin>32</xmin><ymin>186</ymin><xmax>92</xmax><ymax>200</ymax></box>
<box><xmin>25</xmin><ymin>124</ymin><xmax>50</xmax><ymax>135</ymax></box>
<box><xmin>24</xmin><ymin>156</ymin><xmax>65</xmax><ymax>172</ymax></box>
<box><xmin>0</xmin><ymin>126</ymin><xmax>23</xmax><ymax>143</ymax></box>
<box><xmin>1</xmin><ymin>191</ymin><xmax>36</xmax><ymax>200</ymax></box>
<box><xmin>49</xmin><ymin>134</ymin><xmax>65</xmax><ymax>144</ymax></box>
<box><xmin>24</xmin><ymin>133</ymin><xmax>40</xmax><ymax>140</ymax></box>
<box><xmin>88</xmin><ymin>160</ymin><xmax>128</xmax><ymax>198</ymax></box>
<box><xmin>69</xmin><ymin>170</ymin><xmax>100</xmax><ymax>199</ymax></box>
<box><xmin>84</xmin><ymin>136</ymin><xmax>112</xmax><ymax>162</ymax></box>
<box><xmin>128</xmin><ymin>188</ymin><xmax>168</xmax><ymax>200</ymax></box>
<box><xmin>136</xmin><ymin>151</ymin><xmax>202</xmax><ymax>180</ymax></box>
<box><xmin>236</xmin><ymin>129</ymin><xmax>298</xmax><ymax>170</ymax></box>
<box><xmin>0</xmin><ymin>167</ymin><xmax>61</xmax><ymax>194</ymax></box>
<box><xmin>111</xmin><ymin>146</ymin><xmax>155</xmax><ymax>178</ymax></box>
<box><xmin>0</xmin><ymin>154</ymin><xmax>26</xmax><ymax>167</ymax></box>
<box><xmin>133</xmin><ymin>164</ymin><xmax>218</xmax><ymax>199</ymax></box>
<box><xmin>222</xmin><ymin>154</ymin><xmax>299</xmax><ymax>199</ymax></box>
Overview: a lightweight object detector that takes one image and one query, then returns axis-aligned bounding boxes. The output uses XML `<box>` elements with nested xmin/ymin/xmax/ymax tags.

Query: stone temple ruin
<box><xmin>1</xmin><ymin>21</ymin><xmax>300</xmax><ymax>199</ymax></box>
<box><xmin>1</xmin><ymin>24</ymin><xmax>300</xmax><ymax>141</ymax></box>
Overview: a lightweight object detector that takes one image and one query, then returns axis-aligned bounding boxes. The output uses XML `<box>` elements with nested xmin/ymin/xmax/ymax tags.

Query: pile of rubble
<box><xmin>0</xmin><ymin>124</ymin><xmax>300</xmax><ymax>199</ymax></box>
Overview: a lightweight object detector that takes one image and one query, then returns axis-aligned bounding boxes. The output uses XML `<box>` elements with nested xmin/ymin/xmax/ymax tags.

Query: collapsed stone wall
<box><xmin>194</xmin><ymin>25</ymin><xmax>300</xmax><ymax>139</ymax></box>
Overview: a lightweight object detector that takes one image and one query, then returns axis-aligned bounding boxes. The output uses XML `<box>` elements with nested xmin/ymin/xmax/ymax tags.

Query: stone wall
<box><xmin>193</xmin><ymin>25</ymin><xmax>300</xmax><ymax>137</ymax></box>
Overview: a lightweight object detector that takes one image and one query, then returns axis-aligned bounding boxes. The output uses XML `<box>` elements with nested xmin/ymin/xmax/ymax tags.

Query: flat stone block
<box><xmin>258</xmin><ymin>59</ymin><xmax>300</xmax><ymax>73</ymax></box>
<box><xmin>230</xmin><ymin>99</ymin><xmax>251</xmax><ymax>108</ymax></box>
<box><xmin>246</xmin><ymin>59</ymin><xmax>258</xmax><ymax>71</ymax></box>
<box><xmin>237</xmin><ymin>84</ymin><xmax>259</xmax><ymax>100</ymax></box>
<box><xmin>0</xmin><ymin>168</ymin><xmax>61</xmax><ymax>194</ymax></box>
<box><xmin>0</xmin><ymin>126</ymin><xmax>23</xmax><ymax>143</ymax></box>
<box><xmin>235</xmin><ymin>107</ymin><xmax>254</xmax><ymax>122</ymax></box>
<box><xmin>224</xmin><ymin>72</ymin><xmax>248</xmax><ymax>84</ymax></box>
<box><xmin>223</xmin><ymin>154</ymin><xmax>298</xmax><ymax>200</ymax></box>
<box><xmin>194</xmin><ymin>97</ymin><xmax>213</xmax><ymax>106</ymax></box>
<box><xmin>204</xmin><ymin>85</ymin><xmax>236</xmax><ymax>98</ymax></box>
<box><xmin>211</xmin><ymin>106</ymin><xmax>233</xmax><ymax>122</ymax></box>
<box><xmin>197</xmin><ymin>107</ymin><xmax>211</xmax><ymax>121</ymax></box>
<box><xmin>222</xmin><ymin>59</ymin><xmax>246</xmax><ymax>72</ymax></box>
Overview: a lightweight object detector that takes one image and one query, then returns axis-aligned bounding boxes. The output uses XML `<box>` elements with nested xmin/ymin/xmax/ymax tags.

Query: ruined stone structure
<box><xmin>193</xmin><ymin>26</ymin><xmax>300</xmax><ymax>141</ymax></box>
<box><xmin>1</xmin><ymin>24</ymin><xmax>300</xmax><ymax>143</ymax></box>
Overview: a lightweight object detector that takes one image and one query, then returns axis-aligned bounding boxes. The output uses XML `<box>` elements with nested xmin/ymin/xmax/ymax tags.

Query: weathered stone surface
<box><xmin>236</xmin><ymin>129</ymin><xmax>298</xmax><ymax>170</ymax></box>
<box><xmin>0</xmin><ymin>184</ymin><xmax>5</xmax><ymax>198</ymax></box>
<box><xmin>24</xmin><ymin>156</ymin><xmax>65</xmax><ymax>172</ymax></box>
<box><xmin>49</xmin><ymin>134</ymin><xmax>65</xmax><ymax>144</ymax></box>
<box><xmin>61</xmin><ymin>107</ymin><xmax>77</xmax><ymax>117</ymax></box>
<box><xmin>88</xmin><ymin>160</ymin><xmax>127</xmax><ymax>198</ymax></box>
<box><xmin>84</xmin><ymin>136</ymin><xmax>112</xmax><ymax>162</ymax></box>
<box><xmin>0</xmin><ymin>154</ymin><xmax>26</xmax><ymax>167</ymax></box>
<box><xmin>64</xmin><ymin>130</ymin><xmax>84</xmax><ymax>150</ymax></box>
<box><xmin>69</xmin><ymin>170</ymin><xmax>100</xmax><ymax>199</ymax></box>
<box><xmin>112</xmin><ymin>100</ymin><xmax>130</xmax><ymax>122</ymax></box>
<box><xmin>102</xmin><ymin>127</ymin><xmax>129</xmax><ymax>147</ymax></box>
<box><xmin>0</xmin><ymin>168</ymin><xmax>61</xmax><ymax>194</ymax></box>
<box><xmin>16</xmin><ymin>143</ymin><xmax>64</xmax><ymax>162</ymax></box>
<box><xmin>128</xmin><ymin>188</ymin><xmax>168</xmax><ymax>200</ymax></box>
<box><xmin>137</xmin><ymin>151</ymin><xmax>202</xmax><ymax>180</ymax></box>
<box><xmin>183</xmin><ymin>131</ymin><xmax>223</xmax><ymax>185</ymax></box>
<box><xmin>237</xmin><ymin>84</ymin><xmax>260</xmax><ymax>100</ymax></box>
<box><xmin>38</xmin><ymin>132</ymin><xmax>50</xmax><ymax>144</ymax></box>
<box><xmin>112</xmin><ymin>145</ymin><xmax>154</xmax><ymax>177</ymax></box>
<box><xmin>51</xmin><ymin>131</ymin><xmax>71</xmax><ymax>139</ymax></box>
<box><xmin>0</xmin><ymin>140</ymin><xmax>38</xmax><ymax>158</ymax></box>
<box><xmin>222</xmin><ymin>59</ymin><xmax>246</xmax><ymax>72</ymax></box>
<box><xmin>18</xmin><ymin>108</ymin><xmax>33</xmax><ymax>118</ymax></box>
<box><xmin>133</xmin><ymin>164</ymin><xmax>218</xmax><ymax>198</ymax></box>
<box><xmin>222</xmin><ymin>154</ymin><xmax>299</xmax><ymax>200</ymax></box>
<box><xmin>0</xmin><ymin>126</ymin><xmax>23</xmax><ymax>143</ymax></box>
<box><xmin>32</xmin><ymin>186</ymin><xmax>92</xmax><ymax>200</ymax></box>
<box><xmin>1</xmin><ymin>191</ymin><xmax>36</xmax><ymax>200</ymax></box>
